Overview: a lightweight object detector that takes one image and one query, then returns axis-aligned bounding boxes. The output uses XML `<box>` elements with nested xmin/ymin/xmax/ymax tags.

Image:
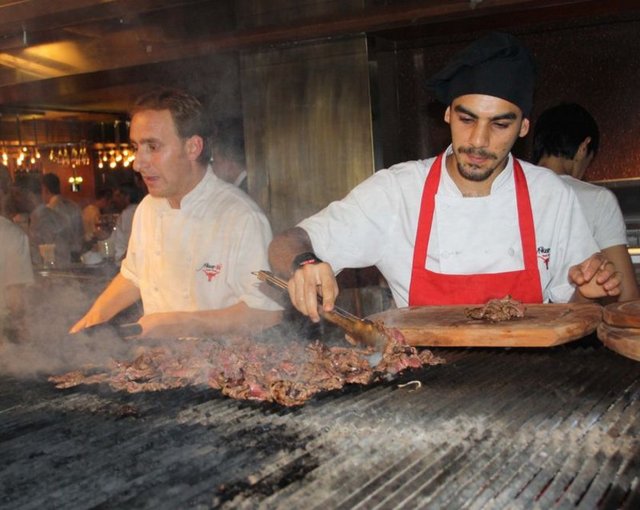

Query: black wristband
<box><xmin>291</xmin><ymin>251</ymin><xmax>322</xmax><ymax>273</ymax></box>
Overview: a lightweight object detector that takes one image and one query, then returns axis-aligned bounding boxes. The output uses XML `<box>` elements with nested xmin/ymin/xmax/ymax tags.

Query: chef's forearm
<box><xmin>87</xmin><ymin>273</ymin><xmax>141</xmax><ymax>323</ymax></box>
<box><xmin>140</xmin><ymin>302</ymin><xmax>283</xmax><ymax>338</ymax></box>
<box><xmin>268</xmin><ymin>227</ymin><xmax>314</xmax><ymax>277</ymax></box>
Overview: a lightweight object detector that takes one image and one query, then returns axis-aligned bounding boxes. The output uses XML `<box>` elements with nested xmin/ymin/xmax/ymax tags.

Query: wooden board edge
<box><xmin>597</xmin><ymin>324</ymin><xmax>640</xmax><ymax>362</ymax></box>
<box><xmin>403</xmin><ymin>323</ymin><xmax>599</xmax><ymax>348</ymax></box>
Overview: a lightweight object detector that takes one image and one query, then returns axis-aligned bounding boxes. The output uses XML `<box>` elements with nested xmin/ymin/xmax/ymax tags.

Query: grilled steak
<box><xmin>48</xmin><ymin>328</ymin><xmax>444</xmax><ymax>406</ymax></box>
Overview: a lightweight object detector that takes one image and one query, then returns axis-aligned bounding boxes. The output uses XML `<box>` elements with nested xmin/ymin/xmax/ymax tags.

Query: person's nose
<box><xmin>468</xmin><ymin>123</ymin><xmax>490</xmax><ymax>148</ymax></box>
<box><xmin>132</xmin><ymin>152</ymin><xmax>145</xmax><ymax>173</ymax></box>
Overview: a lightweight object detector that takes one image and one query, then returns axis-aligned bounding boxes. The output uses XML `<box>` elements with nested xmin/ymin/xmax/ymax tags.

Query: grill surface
<box><xmin>1</xmin><ymin>338</ymin><xmax>639</xmax><ymax>509</ymax></box>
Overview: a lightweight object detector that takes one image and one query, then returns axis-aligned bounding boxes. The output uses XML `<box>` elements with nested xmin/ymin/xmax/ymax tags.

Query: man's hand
<box><xmin>288</xmin><ymin>262</ymin><xmax>339</xmax><ymax>322</ymax></box>
<box><xmin>569</xmin><ymin>252</ymin><xmax>622</xmax><ymax>300</ymax></box>
<box><xmin>69</xmin><ymin>310</ymin><xmax>106</xmax><ymax>333</ymax></box>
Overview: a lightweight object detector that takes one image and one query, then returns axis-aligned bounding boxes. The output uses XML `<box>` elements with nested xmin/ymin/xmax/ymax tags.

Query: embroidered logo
<box><xmin>197</xmin><ymin>263</ymin><xmax>222</xmax><ymax>282</ymax></box>
<box><xmin>537</xmin><ymin>246</ymin><xmax>550</xmax><ymax>269</ymax></box>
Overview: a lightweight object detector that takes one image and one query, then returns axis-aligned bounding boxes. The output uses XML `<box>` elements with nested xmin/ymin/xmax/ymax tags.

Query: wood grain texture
<box><xmin>367</xmin><ymin>303</ymin><xmax>603</xmax><ymax>347</ymax></box>
<box><xmin>602</xmin><ymin>299</ymin><xmax>640</xmax><ymax>329</ymax></box>
<box><xmin>597</xmin><ymin>322</ymin><xmax>640</xmax><ymax>361</ymax></box>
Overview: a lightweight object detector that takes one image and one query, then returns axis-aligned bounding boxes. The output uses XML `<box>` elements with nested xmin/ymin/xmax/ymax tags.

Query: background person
<box><xmin>11</xmin><ymin>174</ymin><xmax>73</xmax><ymax>269</ymax></box>
<box><xmin>71</xmin><ymin>88</ymin><xmax>281</xmax><ymax>338</ymax></box>
<box><xmin>211</xmin><ymin>117</ymin><xmax>248</xmax><ymax>193</ymax></box>
<box><xmin>0</xmin><ymin>175</ymin><xmax>34</xmax><ymax>343</ymax></box>
<box><xmin>533</xmin><ymin>102</ymin><xmax>638</xmax><ymax>302</ymax></box>
<box><xmin>269</xmin><ymin>32</ymin><xmax>620</xmax><ymax>322</ymax></box>
<box><xmin>111</xmin><ymin>183</ymin><xmax>142</xmax><ymax>262</ymax></box>
<box><xmin>41</xmin><ymin>173</ymin><xmax>84</xmax><ymax>261</ymax></box>
<box><xmin>82</xmin><ymin>187</ymin><xmax>113</xmax><ymax>243</ymax></box>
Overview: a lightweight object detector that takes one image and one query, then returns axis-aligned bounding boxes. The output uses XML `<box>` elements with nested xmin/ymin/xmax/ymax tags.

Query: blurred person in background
<box><xmin>211</xmin><ymin>117</ymin><xmax>248</xmax><ymax>193</ymax></box>
<box><xmin>111</xmin><ymin>183</ymin><xmax>142</xmax><ymax>262</ymax></box>
<box><xmin>71</xmin><ymin>88</ymin><xmax>282</xmax><ymax>338</ymax></box>
<box><xmin>533</xmin><ymin>103</ymin><xmax>639</xmax><ymax>302</ymax></box>
<box><xmin>41</xmin><ymin>173</ymin><xmax>84</xmax><ymax>261</ymax></box>
<box><xmin>0</xmin><ymin>164</ymin><xmax>12</xmax><ymax>218</ymax></box>
<box><xmin>0</xmin><ymin>172</ymin><xmax>34</xmax><ymax>343</ymax></box>
<box><xmin>11</xmin><ymin>175</ymin><xmax>73</xmax><ymax>269</ymax></box>
<box><xmin>82</xmin><ymin>187</ymin><xmax>113</xmax><ymax>244</ymax></box>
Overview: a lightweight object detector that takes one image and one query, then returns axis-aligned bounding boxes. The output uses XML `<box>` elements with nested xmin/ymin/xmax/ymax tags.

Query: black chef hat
<box><xmin>427</xmin><ymin>32</ymin><xmax>536</xmax><ymax>117</ymax></box>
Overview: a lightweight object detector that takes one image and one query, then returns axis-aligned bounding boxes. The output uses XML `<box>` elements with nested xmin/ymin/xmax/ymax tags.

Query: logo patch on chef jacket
<box><xmin>537</xmin><ymin>246</ymin><xmax>550</xmax><ymax>269</ymax></box>
<box><xmin>197</xmin><ymin>263</ymin><xmax>222</xmax><ymax>282</ymax></box>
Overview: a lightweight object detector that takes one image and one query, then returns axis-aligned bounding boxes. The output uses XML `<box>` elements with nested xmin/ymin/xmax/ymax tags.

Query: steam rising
<box><xmin>0</xmin><ymin>277</ymin><xmax>138</xmax><ymax>377</ymax></box>
<box><xmin>0</xmin><ymin>274</ymin><xmax>322</xmax><ymax>381</ymax></box>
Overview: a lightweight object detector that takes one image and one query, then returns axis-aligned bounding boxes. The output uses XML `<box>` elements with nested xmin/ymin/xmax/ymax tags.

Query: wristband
<box><xmin>291</xmin><ymin>252</ymin><xmax>322</xmax><ymax>273</ymax></box>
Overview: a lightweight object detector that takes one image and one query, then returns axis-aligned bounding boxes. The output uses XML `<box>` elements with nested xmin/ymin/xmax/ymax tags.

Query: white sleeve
<box><xmin>593</xmin><ymin>188</ymin><xmax>628</xmax><ymax>249</ymax></box>
<box><xmin>226</xmin><ymin>210</ymin><xmax>282</xmax><ymax>311</ymax></box>
<box><xmin>545</xmin><ymin>187</ymin><xmax>599</xmax><ymax>303</ymax></box>
<box><xmin>299</xmin><ymin>169</ymin><xmax>401</xmax><ymax>272</ymax></box>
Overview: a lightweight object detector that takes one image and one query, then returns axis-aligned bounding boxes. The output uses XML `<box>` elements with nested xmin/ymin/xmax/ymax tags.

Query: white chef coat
<box><xmin>558</xmin><ymin>175</ymin><xmax>628</xmax><ymax>249</ymax></box>
<box><xmin>121</xmin><ymin>169</ymin><xmax>280</xmax><ymax>314</ymax></box>
<box><xmin>0</xmin><ymin>217</ymin><xmax>34</xmax><ymax>318</ymax></box>
<box><xmin>300</xmin><ymin>147</ymin><xmax>599</xmax><ymax>306</ymax></box>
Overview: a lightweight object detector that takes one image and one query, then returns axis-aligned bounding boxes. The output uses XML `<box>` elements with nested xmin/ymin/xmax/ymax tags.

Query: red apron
<box><xmin>408</xmin><ymin>153</ymin><xmax>543</xmax><ymax>305</ymax></box>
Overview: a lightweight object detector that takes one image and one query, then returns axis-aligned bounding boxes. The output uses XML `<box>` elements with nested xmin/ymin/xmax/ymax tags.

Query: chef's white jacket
<box><xmin>121</xmin><ymin>170</ymin><xmax>281</xmax><ymax>314</ymax></box>
<box><xmin>300</xmin><ymin>148</ymin><xmax>599</xmax><ymax>306</ymax></box>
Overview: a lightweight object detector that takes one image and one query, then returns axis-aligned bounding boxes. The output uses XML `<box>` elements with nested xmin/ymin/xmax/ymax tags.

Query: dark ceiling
<box><xmin>0</xmin><ymin>0</ymin><xmax>638</xmax><ymax>124</ymax></box>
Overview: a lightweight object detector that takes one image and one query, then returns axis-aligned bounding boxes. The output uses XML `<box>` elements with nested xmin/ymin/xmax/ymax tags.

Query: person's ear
<box><xmin>519</xmin><ymin>118</ymin><xmax>530</xmax><ymax>138</ymax></box>
<box><xmin>575</xmin><ymin>137</ymin><xmax>592</xmax><ymax>161</ymax></box>
<box><xmin>444</xmin><ymin>106</ymin><xmax>451</xmax><ymax>124</ymax></box>
<box><xmin>185</xmin><ymin>135</ymin><xmax>204</xmax><ymax>161</ymax></box>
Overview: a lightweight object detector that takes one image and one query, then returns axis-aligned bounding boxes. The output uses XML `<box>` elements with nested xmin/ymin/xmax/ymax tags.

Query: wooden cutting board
<box><xmin>367</xmin><ymin>303</ymin><xmax>603</xmax><ymax>347</ymax></box>
<box><xmin>602</xmin><ymin>299</ymin><xmax>640</xmax><ymax>328</ymax></box>
<box><xmin>597</xmin><ymin>322</ymin><xmax>640</xmax><ymax>361</ymax></box>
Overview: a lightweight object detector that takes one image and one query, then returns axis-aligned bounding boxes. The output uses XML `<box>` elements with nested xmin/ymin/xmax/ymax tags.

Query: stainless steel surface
<box><xmin>1</xmin><ymin>341</ymin><xmax>639</xmax><ymax>509</ymax></box>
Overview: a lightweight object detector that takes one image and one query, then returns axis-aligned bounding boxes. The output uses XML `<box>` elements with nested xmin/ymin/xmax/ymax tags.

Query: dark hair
<box><xmin>212</xmin><ymin>117</ymin><xmax>246</xmax><ymax>166</ymax></box>
<box><xmin>532</xmin><ymin>103</ymin><xmax>600</xmax><ymax>164</ymax></box>
<box><xmin>95</xmin><ymin>188</ymin><xmax>113</xmax><ymax>201</ymax></box>
<box><xmin>41</xmin><ymin>172</ymin><xmax>61</xmax><ymax>195</ymax></box>
<box><xmin>131</xmin><ymin>88</ymin><xmax>212</xmax><ymax>165</ymax></box>
<box><xmin>14</xmin><ymin>173</ymin><xmax>42</xmax><ymax>196</ymax></box>
<box><xmin>0</xmin><ymin>165</ymin><xmax>11</xmax><ymax>194</ymax></box>
<box><xmin>117</xmin><ymin>183</ymin><xmax>142</xmax><ymax>204</ymax></box>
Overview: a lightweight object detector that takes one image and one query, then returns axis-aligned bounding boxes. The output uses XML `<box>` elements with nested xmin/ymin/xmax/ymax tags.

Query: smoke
<box><xmin>0</xmin><ymin>271</ymin><xmax>321</xmax><ymax>382</ymax></box>
<box><xmin>0</xmin><ymin>276</ymin><xmax>138</xmax><ymax>378</ymax></box>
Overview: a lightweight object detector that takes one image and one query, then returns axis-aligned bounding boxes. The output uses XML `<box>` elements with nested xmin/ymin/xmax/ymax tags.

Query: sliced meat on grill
<box><xmin>48</xmin><ymin>332</ymin><xmax>444</xmax><ymax>407</ymax></box>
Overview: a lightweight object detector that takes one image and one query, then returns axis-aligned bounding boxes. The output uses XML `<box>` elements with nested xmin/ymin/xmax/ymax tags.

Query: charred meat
<box><xmin>49</xmin><ymin>330</ymin><xmax>444</xmax><ymax>407</ymax></box>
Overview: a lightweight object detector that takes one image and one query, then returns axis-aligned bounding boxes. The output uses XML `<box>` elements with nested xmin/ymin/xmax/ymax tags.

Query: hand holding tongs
<box><xmin>254</xmin><ymin>270</ymin><xmax>389</xmax><ymax>351</ymax></box>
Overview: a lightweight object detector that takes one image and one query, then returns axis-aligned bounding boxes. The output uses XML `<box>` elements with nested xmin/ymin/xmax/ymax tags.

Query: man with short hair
<box><xmin>12</xmin><ymin>174</ymin><xmax>73</xmax><ymax>268</ymax></box>
<box><xmin>0</xmin><ymin>175</ymin><xmax>33</xmax><ymax>342</ymax></box>
<box><xmin>41</xmin><ymin>172</ymin><xmax>84</xmax><ymax>259</ymax></box>
<box><xmin>269</xmin><ymin>32</ymin><xmax>621</xmax><ymax>321</ymax></box>
<box><xmin>82</xmin><ymin>187</ymin><xmax>113</xmax><ymax>242</ymax></box>
<box><xmin>71</xmin><ymin>88</ymin><xmax>282</xmax><ymax>338</ymax></box>
<box><xmin>211</xmin><ymin>117</ymin><xmax>249</xmax><ymax>193</ymax></box>
<box><xmin>533</xmin><ymin>103</ymin><xmax>638</xmax><ymax>302</ymax></box>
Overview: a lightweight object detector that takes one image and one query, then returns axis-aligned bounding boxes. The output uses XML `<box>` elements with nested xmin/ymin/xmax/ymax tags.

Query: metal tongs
<box><xmin>254</xmin><ymin>270</ymin><xmax>389</xmax><ymax>351</ymax></box>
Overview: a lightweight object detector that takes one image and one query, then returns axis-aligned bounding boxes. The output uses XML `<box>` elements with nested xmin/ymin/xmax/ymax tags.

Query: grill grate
<box><xmin>1</xmin><ymin>340</ymin><xmax>639</xmax><ymax>509</ymax></box>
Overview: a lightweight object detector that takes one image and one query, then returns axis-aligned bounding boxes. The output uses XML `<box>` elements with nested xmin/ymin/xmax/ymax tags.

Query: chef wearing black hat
<box><xmin>269</xmin><ymin>32</ymin><xmax>621</xmax><ymax>320</ymax></box>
